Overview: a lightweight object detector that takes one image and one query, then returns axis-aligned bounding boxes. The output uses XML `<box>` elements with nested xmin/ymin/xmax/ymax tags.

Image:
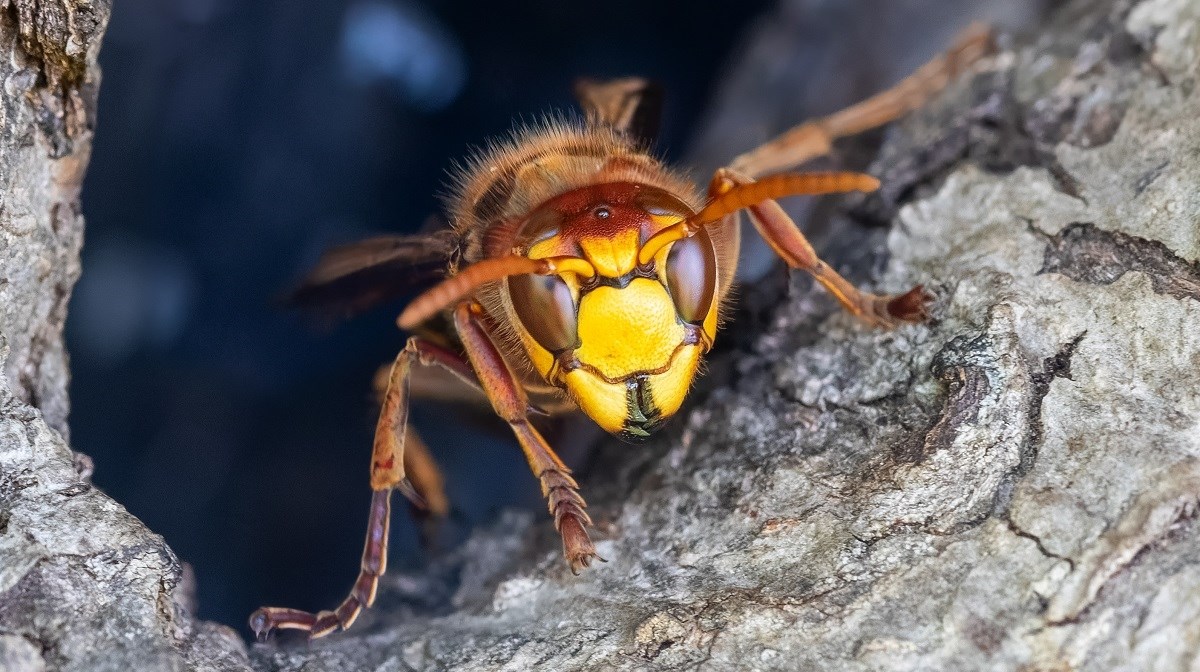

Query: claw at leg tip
<box><xmin>248</xmin><ymin>609</ymin><xmax>271</xmax><ymax>642</ymax></box>
<box><xmin>886</xmin><ymin>284</ymin><xmax>934</xmax><ymax>323</ymax></box>
<box><xmin>568</xmin><ymin>554</ymin><xmax>591</xmax><ymax>575</ymax></box>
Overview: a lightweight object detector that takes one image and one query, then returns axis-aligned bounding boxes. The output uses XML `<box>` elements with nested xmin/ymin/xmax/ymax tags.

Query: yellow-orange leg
<box><xmin>730</xmin><ymin>22</ymin><xmax>994</xmax><ymax>178</ymax></box>
<box><xmin>249</xmin><ymin>337</ymin><xmax>473</xmax><ymax>641</ymax></box>
<box><xmin>453</xmin><ymin>301</ymin><xmax>600</xmax><ymax>573</ymax></box>
<box><xmin>713</xmin><ymin>169</ymin><xmax>929</xmax><ymax>327</ymax></box>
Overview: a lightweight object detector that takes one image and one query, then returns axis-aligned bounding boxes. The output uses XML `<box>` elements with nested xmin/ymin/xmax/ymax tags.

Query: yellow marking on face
<box><xmin>578</xmin><ymin>229</ymin><xmax>639</xmax><ymax>277</ymax></box>
<box><xmin>515</xmin><ymin>320</ymin><xmax>556</xmax><ymax>379</ymax></box>
<box><xmin>702</xmin><ymin>293</ymin><xmax>718</xmax><ymax>343</ymax></box>
<box><xmin>645</xmin><ymin>344</ymin><xmax>701</xmax><ymax>419</ymax></box>
<box><xmin>575</xmin><ymin>278</ymin><xmax>684</xmax><ymax>380</ymax></box>
<box><xmin>528</xmin><ymin>232</ymin><xmax>567</xmax><ymax>260</ymax></box>
<box><xmin>563</xmin><ymin>342</ymin><xmax>703</xmax><ymax>436</ymax></box>
<box><xmin>563</xmin><ymin>369</ymin><xmax>628</xmax><ymax>434</ymax></box>
<box><xmin>649</xmin><ymin>213</ymin><xmax>684</xmax><ymax>230</ymax></box>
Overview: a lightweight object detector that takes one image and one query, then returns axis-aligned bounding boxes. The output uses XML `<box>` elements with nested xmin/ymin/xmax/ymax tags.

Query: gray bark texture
<box><xmin>3</xmin><ymin>0</ymin><xmax>1200</xmax><ymax>670</ymax></box>
<box><xmin>0</xmin><ymin>1</ymin><xmax>250</xmax><ymax>670</ymax></box>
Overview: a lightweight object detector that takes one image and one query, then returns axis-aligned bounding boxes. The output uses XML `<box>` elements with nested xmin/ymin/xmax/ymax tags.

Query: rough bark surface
<box><xmin>4</xmin><ymin>0</ymin><xmax>1200</xmax><ymax>670</ymax></box>
<box><xmin>0</xmin><ymin>2</ymin><xmax>252</xmax><ymax>670</ymax></box>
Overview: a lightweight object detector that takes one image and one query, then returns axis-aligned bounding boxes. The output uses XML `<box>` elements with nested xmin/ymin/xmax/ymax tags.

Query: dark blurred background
<box><xmin>67</xmin><ymin>0</ymin><xmax>1044</xmax><ymax>633</ymax></box>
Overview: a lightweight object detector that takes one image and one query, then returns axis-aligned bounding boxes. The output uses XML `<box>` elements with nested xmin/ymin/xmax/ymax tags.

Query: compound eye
<box><xmin>665</xmin><ymin>229</ymin><xmax>717</xmax><ymax>324</ymax></box>
<box><xmin>508</xmin><ymin>274</ymin><xmax>580</xmax><ymax>353</ymax></box>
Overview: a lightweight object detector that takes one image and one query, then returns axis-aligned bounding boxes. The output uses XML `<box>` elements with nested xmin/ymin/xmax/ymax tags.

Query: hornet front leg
<box><xmin>453</xmin><ymin>301</ymin><xmax>600</xmax><ymax>573</ymax></box>
<box><xmin>249</xmin><ymin>337</ymin><xmax>471</xmax><ymax>640</ymax></box>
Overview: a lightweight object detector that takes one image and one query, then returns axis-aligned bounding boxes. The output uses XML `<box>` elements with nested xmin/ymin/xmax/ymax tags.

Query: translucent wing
<box><xmin>286</xmin><ymin>229</ymin><xmax>460</xmax><ymax>319</ymax></box>
<box><xmin>573</xmin><ymin>77</ymin><xmax>663</xmax><ymax>147</ymax></box>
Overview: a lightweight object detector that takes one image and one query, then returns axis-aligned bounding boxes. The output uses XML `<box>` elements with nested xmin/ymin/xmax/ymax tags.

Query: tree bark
<box><xmin>0</xmin><ymin>2</ymin><xmax>251</xmax><ymax>670</ymax></box>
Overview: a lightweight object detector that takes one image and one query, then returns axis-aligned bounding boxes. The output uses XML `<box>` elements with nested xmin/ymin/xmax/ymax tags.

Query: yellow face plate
<box><xmin>501</xmin><ymin>182</ymin><xmax>721</xmax><ymax>437</ymax></box>
<box><xmin>575</xmin><ymin>278</ymin><xmax>684</xmax><ymax>380</ymax></box>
